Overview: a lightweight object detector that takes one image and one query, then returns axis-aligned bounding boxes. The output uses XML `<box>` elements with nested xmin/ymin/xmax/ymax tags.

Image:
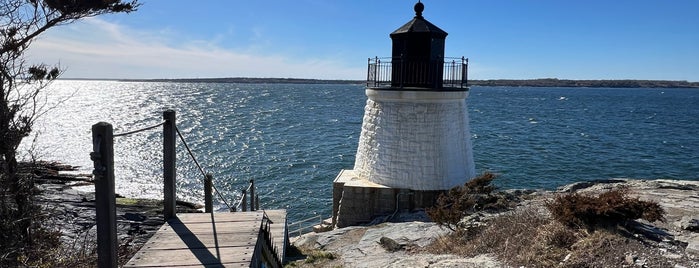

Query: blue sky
<box><xmin>28</xmin><ymin>0</ymin><xmax>699</xmax><ymax>81</ymax></box>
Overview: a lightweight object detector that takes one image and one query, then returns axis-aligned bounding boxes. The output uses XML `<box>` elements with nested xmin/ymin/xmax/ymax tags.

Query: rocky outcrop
<box><xmin>290</xmin><ymin>178</ymin><xmax>699</xmax><ymax>267</ymax></box>
<box><xmin>32</xmin><ymin>162</ymin><xmax>699</xmax><ymax>267</ymax></box>
<box><xmin>292</xmin><ymin>220</ymin><xmax>501</xmax><ymax>267</ymax></box>
<box><xmin>32</xmin><ymin>163</ymin><xmax>200</xmax><ymax>263</ymax></box>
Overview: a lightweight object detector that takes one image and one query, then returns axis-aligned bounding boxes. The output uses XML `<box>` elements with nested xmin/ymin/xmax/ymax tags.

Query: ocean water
<box><xmin>22</xmin><ymin>81</ymin><xmax>699</xmax><ymax>222</ymax></box>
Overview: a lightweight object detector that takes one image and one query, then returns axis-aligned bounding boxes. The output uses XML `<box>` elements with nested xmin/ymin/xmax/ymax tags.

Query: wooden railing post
<box><xmin>255</xmin><ymin>195</ymin><xmax>260</xmax><ymax>211</ymax></box>
<box><xmin>249</xmin><ymin>180</ymin><xmax>255</xmax><ymax>211</ymax></box>
<box><xmin>204</xmin><ymin>174</ymin><xmax>213</xmax><ymax>213</ymax></box>
<box><xmin>163</xmin><ymin>110</ymin><xmax>177</xmax><ymax>219</ymax></box>
<box><xmin>91</xmin><ymin>122</ymin><xmax>117</xmax><ymax>268</ymax></box>
<box><xmin>241</xmin><ymin>188</ymin><xmax>248</xmax><ymax>212</ymax></box>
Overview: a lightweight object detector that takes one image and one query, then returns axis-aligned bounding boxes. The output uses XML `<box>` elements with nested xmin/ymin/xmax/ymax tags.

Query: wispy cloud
<box><xmin>28</xmin><ymin>18</ymin><xmax>364</xmax><ymax>79</ymax></box>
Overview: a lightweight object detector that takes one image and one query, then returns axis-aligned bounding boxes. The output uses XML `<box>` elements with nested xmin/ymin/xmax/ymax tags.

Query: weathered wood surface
<box><xmin>125</xmin><ymin>210</ymin><xmax>287</xmax><ymax>268</ymax></box>
<box><xmin>264</xmin><ymin>210</ymin><xmax>288</xmax><ymax>260</ymax></box>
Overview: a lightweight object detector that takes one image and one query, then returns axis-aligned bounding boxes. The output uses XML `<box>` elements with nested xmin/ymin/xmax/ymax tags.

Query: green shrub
<box><xmin>304</xmin><ymin>250</ymin><xmax>336</xmax><ymax>264</ymax></box>
<box><xmin>546</xmin><ymin>188</ymin><xmax>665</xmax><ymax>230</ymax></box>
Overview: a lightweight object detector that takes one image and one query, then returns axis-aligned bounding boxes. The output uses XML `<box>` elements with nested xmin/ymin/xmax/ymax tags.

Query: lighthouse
<box><xmin>332</xmin><ymin>1</ymin><xmax>475</xmax><ymax>227</ymax></box>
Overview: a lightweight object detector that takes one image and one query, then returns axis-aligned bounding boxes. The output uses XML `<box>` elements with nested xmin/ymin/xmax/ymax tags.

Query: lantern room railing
<box><xmin>367</xmin><ymin>56</ymin><xmax>468</xmax><ymax>89</ymax></box>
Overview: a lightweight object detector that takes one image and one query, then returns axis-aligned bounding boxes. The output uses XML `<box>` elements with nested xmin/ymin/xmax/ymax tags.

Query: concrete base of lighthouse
<box><xmin>332</xmin><ymin>169</ymin><xmax>444</xmax><ymax>228</ymax></box>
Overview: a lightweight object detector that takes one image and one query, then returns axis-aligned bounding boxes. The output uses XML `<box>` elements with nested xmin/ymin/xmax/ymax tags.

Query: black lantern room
<box><xmin>390</xmin><ymin>1</ymin><xmax>447</xmax><ymax>89</ymax></box>
<box><xmin>366</xmin><ymin>1</ymin><xmax>468</xmax><ymax>90</ymax></box>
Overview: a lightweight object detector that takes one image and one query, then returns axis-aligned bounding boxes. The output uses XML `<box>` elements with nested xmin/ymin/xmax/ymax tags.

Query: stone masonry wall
<box><xmin>353</xmin><ymin>90</ymin><xmax>476</xmax><ymax>190</ymax></box>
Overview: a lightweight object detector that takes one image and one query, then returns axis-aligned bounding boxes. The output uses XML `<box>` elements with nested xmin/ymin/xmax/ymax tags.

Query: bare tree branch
<box><xmin>1</xmin><ymin>1</ymin><xmax>140</xmax><ymax>263</ymax></box>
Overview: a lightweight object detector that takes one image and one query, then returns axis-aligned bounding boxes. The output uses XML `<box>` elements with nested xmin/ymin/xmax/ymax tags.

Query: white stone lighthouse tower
<box><xmin>332</xmin><ymin>1</ymin><xmax>475</xmax><ymax>227</ymax></box>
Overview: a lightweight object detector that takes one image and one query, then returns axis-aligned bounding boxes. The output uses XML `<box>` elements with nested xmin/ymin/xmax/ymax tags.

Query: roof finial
<box><xmin>414</xmin><ymin>1</ymin><xmax>424</xmax><ymax>18</ymax></box>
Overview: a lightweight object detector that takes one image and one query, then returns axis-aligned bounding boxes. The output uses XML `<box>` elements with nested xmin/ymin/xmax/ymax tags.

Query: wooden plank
<box><xmin>160</xmin><ymin>224</ymin><xmax>258</xmax><ymax>235</ymax></box>
<box><xmin>125</xmin><ymin>247</ymin><xmax>253</xmax><ymax>267</ymax></box>
<box><xmin>125</xmin><ymin>211</ymin><xmax>287</xmax><ymax>268</ymax></box>
<box><xmin>125</xmin><ymin>264</ymin><xmax>248</xmax><ymax>268</ymax></box>
<box><xmin>141</xmin><ymin>234</ymin><xmax>257</xmax><ymax>250</ymax></box>
<box><xmin>165</xmin><ymin>222</ymin><xmax>258</xmax><ymax>233</ymax></box>
<box><xmin>176</xmin><ymin>212</ymin><xmax>262</xmax><ymax>223</ymax></box>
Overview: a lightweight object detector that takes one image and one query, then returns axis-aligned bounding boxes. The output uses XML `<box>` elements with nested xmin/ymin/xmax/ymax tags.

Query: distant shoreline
<box><xmin>469</xmin><ymin>78</ymin><xmax>699</xmax><ymax>89</ymax></box>
<box><xmin>60</xmin><ymin>77</ymin><xmax>699</xmax><ymax>88</ymax></box>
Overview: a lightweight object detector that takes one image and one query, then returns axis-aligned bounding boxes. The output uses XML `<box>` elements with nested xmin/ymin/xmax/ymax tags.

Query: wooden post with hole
<box><xmin>91</xmin><ymin>122</ymin><xmax>118</xmax><ymax>268</ymax></box>
<box><xmin>205</xmin><ymin>174</ymin><xmax>213</xmax><ymax>213</ymax></box>
<box><xmin>163</xmin><ymin>110</ymin><xmax>177</xmax><ymax>219</ymax></box>
<box><xmin>255</xmin><ymin>195</ymin><xmax>260</xmax><ymax>211</ymax></box>
<box><xmin>242</xmin><ymin>188</ymin><xmax>248</xmax><ymax>212</ymax></box>
<box><xmin>249</xmin><ymin>179</ymin><xmax>255</xmax><ymax>211</ymax></box>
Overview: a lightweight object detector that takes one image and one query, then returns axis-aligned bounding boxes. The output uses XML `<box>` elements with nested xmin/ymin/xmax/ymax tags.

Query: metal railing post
<box><xmin>374</xmin><ymin>56</ymin><xmax>379</xmax><ymax>87</ymax></box>
<box><xmin>204</xmin><ymin>174</ymin><xmax>213</xmax><ymax>213</ymax></box>
<box><xmin>163</xmin><ymin>110</ymin><xmax>177</xmax><ymax>219</ymax></box>
<box><xmin>91</xmin><ymin>122</ymin><xmax>117</xmax><ymax>268</ymax></box>
<box><xmin>366</xmin><ymin>58</ymin><xmax>371</xmax><ymax>87</ymax></box>
<box><xmin>464</xmin><ymin>57</ymin><xmax>468</xmax><ymax>87</ymax></box>
<box><xmin>249</xmin><ymin>180</ymin><xmax>255</xmax><ymax>211</ymax></box>
<box><xmin>400</xmin><ymin>54</ymin><xmax>405</xmax><ymax>88</ymax></box>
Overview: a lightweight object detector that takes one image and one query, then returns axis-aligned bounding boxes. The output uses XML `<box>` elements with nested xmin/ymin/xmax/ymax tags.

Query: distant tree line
<box><xmin>468</xmin><ymin>78</ymin><xmax>699</xmax><ymax>88</ymax></box>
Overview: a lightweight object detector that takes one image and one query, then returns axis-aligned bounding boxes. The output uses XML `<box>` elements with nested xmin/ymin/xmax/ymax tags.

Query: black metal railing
<box><xmin>367</xmin><ymin>56</ymin><xmax>468</xmax><ymax>89</ymax></box>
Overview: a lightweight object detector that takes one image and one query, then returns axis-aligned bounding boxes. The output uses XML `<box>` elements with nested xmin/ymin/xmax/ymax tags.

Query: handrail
<box><xmin>367</xmin><ymin>56</ymin><xmax>468</xmax><ymax>89</ymax></box>
<box><xmin>92</xmin><ymin>110</ymin><xmax>279</xmax><ymax>268</ymax></box>
<box><xmin>287</xmin><ymin>214</ymin><xmax>323</xmax><ymax>237</ymax></box>
<box><xmin>101</xmin><ymin>111</ymin><xmax>237</xmax><ymax>213</ymax></box>
<box><xmin>113</xmin><ymin>121</ymin><xmax>165</xmax><ymax>137</ymax></box>
<box><xmin>175</xmin><ymin>126</ymin><xmax>233</xmax><ymax>211</ymax></box>
<box><xmin>231</xmin><ymin>180</ymin><xmax>256</xmax><ymax>212</ymax></box>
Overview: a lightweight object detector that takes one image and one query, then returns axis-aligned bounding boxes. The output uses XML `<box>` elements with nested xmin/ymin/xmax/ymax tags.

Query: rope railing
<box><xmin>175</xmin><ymin>126</ymin><xmax>233</xmax><ymax>211</ymax></box>
<box><xmin>254</xmin><ymin>191</ymin><xmax>274</xmax><ymax>209</ymax></box>
<box><xmin>113</xmin><ymin>121</ymin><xmax>165</xmax><ymax>137</ymax></box>
<box><xmin>101</xmin><ymin>113</ymin><xmax>237</xmax><ymax>213</ymax></box>
<box><xmin>91</xmin><ymin>110</ymin><xmax>278</xmax><ymax>268</ymax></box>
<box><xmin>232</xmin><ymin>182</ymin><xmax>253</xmax><ymax>209</ymax></box>
<box><xmin>231</xmin><ymin>180</ymin><xmax>259</xmax><ymax>212</ymax></box>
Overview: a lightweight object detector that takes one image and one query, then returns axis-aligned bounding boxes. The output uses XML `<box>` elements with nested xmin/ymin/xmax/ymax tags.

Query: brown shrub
<box><xmin>426</xmin><ymin>188</ymin><xmax>678</xmax><ymax>267</ymax></box>
<box><xmin>463</xmin><ymin>172</ymin><xmax>497</xmax><ymax>194</ymax></box>
<box><xmin>546</xmin><ymin>188</ymin><xmax>666</xmax><ymax>230</ymax></box>
<box><xmin>426</xmin><ymin>172</ymin><xmax>516</xmax><ymax>231</ymax></box>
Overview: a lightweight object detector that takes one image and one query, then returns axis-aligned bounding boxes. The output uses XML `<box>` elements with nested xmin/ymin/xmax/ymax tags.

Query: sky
<box><xmin>27</xmin><ymin>0</ymin><xmax>699</xmax><ymax>81</ymax></box>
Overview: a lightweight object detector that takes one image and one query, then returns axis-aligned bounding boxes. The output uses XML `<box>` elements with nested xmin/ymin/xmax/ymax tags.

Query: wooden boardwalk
<box><xmin>125</xmin><ymin>210</ymin><xmax>287</xmax><ymax>268</ymax></box>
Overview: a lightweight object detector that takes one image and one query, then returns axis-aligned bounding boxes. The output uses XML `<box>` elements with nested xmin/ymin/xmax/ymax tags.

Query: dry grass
<box><xmin>1</xmin><ymin>227</ymin><xmax>100</xmax><ymax>267</ymax></box>
<box><xmin>562</xmin><ymin>228</ymin><xmax>676</xmax><ymax>267</ymax></box>
<box><xmin>427</xmin><ymin>206</ymin><xmax>577</xmax><ymax>266</ymax></box>
<box><xmin>424</xmin><ymin>188</ymin><xmax>682</xmax><ymax>267</ymax></box>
